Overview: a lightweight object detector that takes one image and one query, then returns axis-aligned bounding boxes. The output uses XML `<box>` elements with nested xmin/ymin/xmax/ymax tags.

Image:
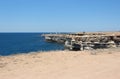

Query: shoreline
<box><xmin>0</xmin><ymin>48</ymin><xmax>120</xmax><ymax>79</ymax></box>
<box><xmin>1</xmin><ymin>47</ymin><xmax>120</xmax><ymax>57</ymax></box>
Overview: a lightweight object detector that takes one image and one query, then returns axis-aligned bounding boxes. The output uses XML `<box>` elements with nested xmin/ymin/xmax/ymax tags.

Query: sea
<box><xmin>0</xmin><ymin>33</ymin><xmax>64</xmax><ymax>56</ymax></box>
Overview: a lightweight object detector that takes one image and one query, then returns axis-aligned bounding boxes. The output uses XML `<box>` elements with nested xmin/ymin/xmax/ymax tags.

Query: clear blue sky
<box><xmin>0</xmin><ymin>0</ymin><xmax>120</xmax><ymax>32</ymax></box>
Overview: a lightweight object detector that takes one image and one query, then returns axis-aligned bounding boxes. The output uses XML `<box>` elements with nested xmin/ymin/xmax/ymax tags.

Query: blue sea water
<box><xmin>0</xmin><ymin>33</ymin><xmax>64</xmax><ymax>56</ymax></box>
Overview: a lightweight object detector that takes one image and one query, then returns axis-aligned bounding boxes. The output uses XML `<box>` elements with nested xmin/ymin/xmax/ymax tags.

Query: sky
<box><xmin>0</xmin><ymin>0</ymin><xmax>120</xmax><ymax>32</ymax></box>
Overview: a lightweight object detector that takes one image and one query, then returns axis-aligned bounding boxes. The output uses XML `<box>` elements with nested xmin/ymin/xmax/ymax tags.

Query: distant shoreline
<box><xmin>1</xmin><ymin>47</ymin><xmax>120</xmax><ymax>57</ymax></box>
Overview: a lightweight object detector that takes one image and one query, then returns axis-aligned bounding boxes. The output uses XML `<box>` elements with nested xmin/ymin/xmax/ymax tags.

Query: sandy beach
<box><xmin>0</xmin><ymin>48</ymin><xmax>120</xmax><ymax>79</ymax></box>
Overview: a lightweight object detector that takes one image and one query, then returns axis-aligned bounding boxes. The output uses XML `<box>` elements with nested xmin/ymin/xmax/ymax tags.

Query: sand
<box><xmin>0</xmin><ymin>48</ymin><xmax>120</xmax><ymax>79</ymax></box>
